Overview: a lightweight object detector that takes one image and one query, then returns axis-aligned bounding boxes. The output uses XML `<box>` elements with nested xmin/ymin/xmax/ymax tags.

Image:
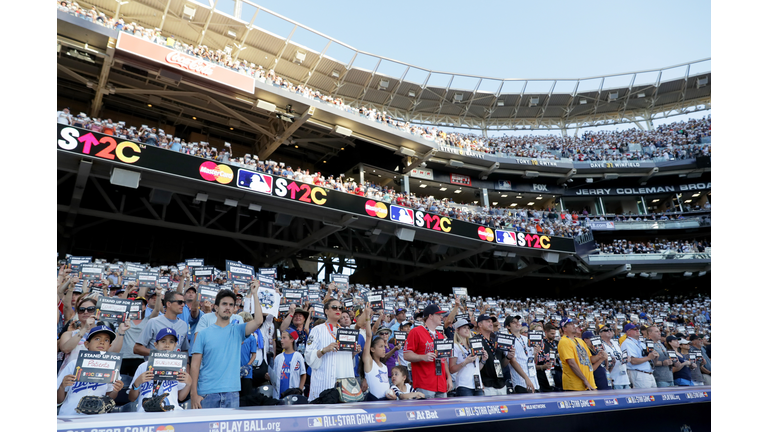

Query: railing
<box><xmin>588</xmin><ymin>252</ymin><xmax>711</xmax><ymax>263</ymax></box>
<box><xmin>588</xmin><ymin>219</ymin><xmax>705</xmax><ymax>230</ymax></box>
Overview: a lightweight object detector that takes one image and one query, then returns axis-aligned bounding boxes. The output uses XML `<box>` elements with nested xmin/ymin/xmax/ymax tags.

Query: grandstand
<box><xmin>56</xmin><ymin>0</ymin><xmax>710</xmax><ymax>296</ymax></box>
<box><xmin>56</xmin><ymin>1</ymin><xmax>712</xmax><ymax>430</ymax></box>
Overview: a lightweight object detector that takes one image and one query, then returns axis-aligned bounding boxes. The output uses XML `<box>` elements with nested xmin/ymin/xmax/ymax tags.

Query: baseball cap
<box><xmin>623</xmin><ymin>323</ymin><xmax>638</xmax><ymax>332</ymax></box>
<box><xmin>599</xmin><ymin>325</ymin><xmax>612</xmax><ymax>333</ymax></box>
<box><xmin>560</xmin><ymin>318</ymin><xmax>575</xmax><ymax>328</ymax></box>
<box><xmin>155</xmin><ymin>328</ymin><xmax>179</xmax><ymax>342</ymax></box>
<box><xmin>134</xmin><ymin>296</ymin><xmax>148</xmax><ymax>305</ymax></box>
<box><xmin>286</xmin><ymin>330</ymin><xmax>299</xmax><ymax>341</ymax></box>
<box><xmin>395</xmin><ymin>308</ymin><xmax>406</xmax><ymax>314</ymax></box>
<box><xmin>665</xmin><ymin>335</ymin><xmax>679</xmax><ymax>343</ymax></box>
<box><xmin>422</xmin><ymin>304</ymin><xmax>447</xmax><ymax>317</ymax></box>
<box><xmin>477</xmin><ymin>314</ymin><xmax>492</xmax><ymax>323</ymax></box>
<box><xmin>453</xmin><ymin>318</ymin><xmax>473</xmax><ymax>329</ymax></box>
<box><xmin>86</xmin><ymin>325</ymin><xmax>116</xmax><ymax>342</ymax></box>
<box><xmin>581</xmin><ymin>330</ymin><xmax>595</xmax><ymax>339</ymax></box>
<box><xmin>688</xmin><ymin>334</ymin><xmax>700</xmax><ymax>342</ymax></box>
<box><xmin>504</xmin><ymin>315</ymin><xmax>523</xmax><ymax>327</ymax></box>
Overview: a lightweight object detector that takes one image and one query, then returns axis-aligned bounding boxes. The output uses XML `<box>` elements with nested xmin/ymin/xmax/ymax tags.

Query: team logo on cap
<box><xmin>199</xmin><ymin>162</ymin><xmax>233</xmax><ymax>184</ymax></box>
<box><xmin>478</xmin><ymin>227</ymin><xmax>494</xmax><ymax>242</ymax></box>
<box><xmin>365</xmin><ymin>200</ymin><xmax>388</xmax><ymax>218</ymax></box>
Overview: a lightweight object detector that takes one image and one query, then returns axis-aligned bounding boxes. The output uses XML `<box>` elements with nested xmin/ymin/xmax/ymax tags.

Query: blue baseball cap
<box><xmin>86</xmin><ymin>325</ymin><xmax>116</xmax><ymax>342</ymax></box>
<box><xmin>623</xmin><ymin>323</ymin><xmax>639</xmax><ymax>332</ymax></box>
<box><xmin>155</xmin><ymin>327</ymin><xmax>179</xmax><ymax>342</ymax></box>
<box><xmin>560</xmin><ymin>318</ymin><xmax>575</xmax><ymax>328</ymax></box>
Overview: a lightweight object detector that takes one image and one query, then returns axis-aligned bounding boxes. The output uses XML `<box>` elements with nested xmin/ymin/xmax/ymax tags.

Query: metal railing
<box><xmin>588</xmin><ymin>252</ymin><xmax>711</xmax><ymax>263</ymax></box>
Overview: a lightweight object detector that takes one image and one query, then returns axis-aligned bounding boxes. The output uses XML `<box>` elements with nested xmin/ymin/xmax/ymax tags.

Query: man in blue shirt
<box><xmin>620</xmin><ymin>323</ymin><xmax>658</xmax><ymax>388</ymax></box>
<box><xmin>190</xmin><ymin>281</ymin><xmax>263</xmax><ymax>409</ymax></box>
<box><xmin>175</xmin><ymin>268</ymin><xmax>201</xmax><ymax>348</ymax></box>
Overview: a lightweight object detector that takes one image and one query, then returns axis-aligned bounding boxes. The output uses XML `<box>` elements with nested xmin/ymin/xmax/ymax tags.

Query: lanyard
<box><xmin>325</xmin><ymin>323</ymin><xmax>336</xmax><ymax>342</ymax></box>
<box><xmin>480</xmin><ymin>332</ymin><xmax>497</xmax><ymax>351</ymax></box>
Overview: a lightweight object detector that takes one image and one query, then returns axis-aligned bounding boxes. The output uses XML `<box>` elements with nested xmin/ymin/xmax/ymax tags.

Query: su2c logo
<box><xmin>414</xmin><ymin>211</ymin><xmax>451</xmax><ymax>232</ymax></box>
<box><xmin>274</xmin><ymin>178</ymin><xmax>327</xmax><ymax>205</ymax></box>
<box><xmin>58</xmin><ymin>127</ymin><xmax>141</xmax><ymax>164</ymax></box>
<box><xmin>495</xmin><ymin>229</ymin><xmax>551</xmax><ymax>249</ymax></box>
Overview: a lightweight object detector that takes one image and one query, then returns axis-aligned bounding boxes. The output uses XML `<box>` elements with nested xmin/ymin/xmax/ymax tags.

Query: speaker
<box><xmin>395</xmin><ymin>227</ymin><xmax>415</xmax><ymax>242</ymax></box>
<box><xmin>110</xmin><ymin>167</ymin><xmax>141</xmax><ymax>189</ymax></box>
<box><xmin>149</xmin><ymin>189</ymin><xmax>173</xmax><ymax>206</ymax></box>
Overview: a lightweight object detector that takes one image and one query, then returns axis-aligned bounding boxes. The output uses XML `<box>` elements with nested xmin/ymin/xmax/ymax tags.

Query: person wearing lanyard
<box><xmin>580</xmin><ymin>331</ymin><xmax>611</xmax><ymax>390</ymax></box>
<box><xmin>542</xmin><ymin>322</ymin><xmax>562</xmax><ymax>391</ymax></box>
<box><xmin>558</xmin><ymin>318</ymin><xmax>596</xmax><ymax>391</ymax></box>
<box><xmin>403</xmin><ymin>304</ymin><xmax>453</xmax><ymax>398</ymax></box>
<box><xmin>475</xmin><ymin>314</ymin><xmax>510</xmax><ymax>396</ymax></box>
<box><xmin>620</xmin><ymin>323</ymin><xmax>658</xmax><ymax>388</ymax></box>
<box><xmin>649</xmin><ymin>325</ymin><xmax>675</xmax><ymax>387</ymax></box>
<box><xmin>667</xmin><ymin>335</ymin><xmax>696</xmax><ymax>386</ymax></box>
<box><xmin>599</xmin><ymin>325</ymin><xmax>630</xmax><ymax>389</ymax></box>
<box><xmin>449</xmin><ymin>318</ymin><xmax>487</xmax><ymax>396</ymax></box>
<box><xmin>505</xmin><ymin>315</ymin><xmax>538</xmax><ymax>393</ymax></box>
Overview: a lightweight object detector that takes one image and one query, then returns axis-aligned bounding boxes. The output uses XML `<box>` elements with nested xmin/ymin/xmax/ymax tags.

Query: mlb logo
<box><xmin>455</xmin><ymin>408</ymin><xmax>466</xmax><ymax>417</ymax></box>
<box><xmin>209</xmin><ymin>423</ymin><xmax>219</xmax><ymax>429</ymax></box>
<box><xmin>520</xmin><ymin>404</ymin><xmax>527</xmax><ymax>411</ymax></box>
<box><xmin>407</xmin><ymin>412</ymin><xmax>416</xmax><ymax>421</ymax></box>
<box><xmin>237</xmin><ymin>169</ymin><xmax>273</xmax><ymax>194</ymax></box>
<box><xmin>558</xmin><ymin>402</ymin><xmax>566</xmax><ymax>409</ymax></box>
<box><xmin>308</xmin><ymin>417</ymin><xmax>323</xmax><ymax>427</ymax></box>
<box><xmin>390</xmin><ymin>205</ymin><xmax>415</xmax><ymax>225</ymax></box>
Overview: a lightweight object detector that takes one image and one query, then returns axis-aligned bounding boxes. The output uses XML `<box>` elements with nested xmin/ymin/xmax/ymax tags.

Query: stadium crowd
<box><xmin>58</xmin><ymin>2</ymin><xmax>711</xmax><ymax>164</ymax></box>
<box><xmin>56</xmin><ymin>258</ymin><xmax>711</xmax><ymax>414</ymax></box>
<box><xmin>597</xmin><ymin>239</ymin><xmax>710</xmax><ymax>255</ymax></box>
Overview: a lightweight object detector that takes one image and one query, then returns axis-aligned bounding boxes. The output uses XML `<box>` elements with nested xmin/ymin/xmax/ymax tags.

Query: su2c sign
<box><xmin>273</xmin><ymin>178</ymin><xmax>327</xmax><ymax>205</ymax></box>
<box><xmin>495</xmin><ymin>229</ymin><xmax>551</xmax><ymax>249</ymax></box>
<box><xmin>415</xmin><ymin>211</ymin><xmax>451</xmax><ymax>233</ymax></box>
<box><xmin>58</xmin><ymin>127</ymin><xmax>142</xmax><ymax>164</ymax></box>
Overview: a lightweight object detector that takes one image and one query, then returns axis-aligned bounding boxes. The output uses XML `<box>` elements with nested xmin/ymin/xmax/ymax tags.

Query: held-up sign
<box><xmin>646</xmin><ymin>340</ymin><xmax>655</xmax><ymax>353</ymax></box>
<box><xmin>257</xmin><ymin>287</ymin><xmax>281</xmax><ymax>317</ymax></box>
<box><xmin>591</xmin><ymin>337</ymin><xmax>603</xmax><ymax>349</ymax></box>
<box><xmin>469</xmin><ymin>336</ymin><xmax>485</xmax><ymax>357</ymax></box>
<box><xmin>74</xmin><ymin>351</ymin><xmax>122</xmax><ymax>384</ymax></box>
<box><xmin>344</xmin><ymin>298</ymin><xmax>354</xmax><ymax>309</ymax></box>
<box><xmin>192</xmin><ymin>266</ymin><xmax>215</xmax><ymax>283</ymax></box>
<box><xmin>452</xmin><ymin>287</ymin><xmax>468</xmax><ymax>300</ymax></box>
<box><xmin>311</xmin><ymin>303</ymin><xmax>325</xmax><ymax>319</ymax></box>
<box><xmin>80</xmin><ymin>264</ymin><xmax>104</xmax><ymax>281</ymax></box>
<box><xmin>394</xmin><ymin>331</ymin><xmax>407</xmax><ymax>344</ymax></box>
<box><xmin>95</xmin><ymin>298</ymin><xmax>135</xmax><ymax>325</ymax></box>
<box><xmin>123</xmin><ymin>264</ymin><xmax>144</xmax><ymax>278</ymax></box>
<box><xmin>336</xmin><ymin>328</ymin><xmax>359</xmax><ymax>352</ymax></box>
<box><xmin>331</xmin><ymin>274</ymin><xmax>349</xmax><ymax>292</ymax></box>
<box><xmin>148</xmin><ymin>351</ymin><xmax>188</xmax><ymax>381</ymax></box>
<box><xmin>68</xmin><ymin>256</ymin><xmax>93</xmax><ymax>274</ymax></box>
<box><xmin>367</xmin><ymin>290</ymin><xmax>384</xmax><ymax>310</ymax></box>
<box><xmin>198</xmin><ymin>284</ymin><xmax>220</xmax><ymax>303</ymax></box>
<box><xmin>528</xmin><ymin>331</ymin><xmax>544</xmax><ymax>347</ymax></box>
<box><xmin>435</xmin><ymin>340</ymin><xmax>454</xmax><ymax>359</ymax></box>
<box><xmin>226</xmin><ymin>261</ymin><xmax>255</xmax><ymax>282</ymax></box>
<box><xmin>137</xmin><ymin>271</ymin><xmax>158</xmax><ymax>288</ymax></box>
<box><xmin>185</xmin><ymin>258</ymin><xmax>205</xmax><ymax>267</ymax></box>
<box><xmin>284</xmin><ymin>289</ymin><xmax>303</xmax><ymax>305</ymax></box>
<box><xmin>496</xmin><ymin>333</ymin><xmax>514</xmax><ymax>350</ymax></box>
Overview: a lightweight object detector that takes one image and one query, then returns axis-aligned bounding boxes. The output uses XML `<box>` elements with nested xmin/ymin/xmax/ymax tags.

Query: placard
<box><xmin>284</xmin><ymin>289</ymin><xmax>303</xmax><ymax>305</ymax></box>
<box><xmin>80</xmin><ymin>263</ymin><xmax>104</xmax><ymax>281</ymax></box>
<box><xmin>311</xmin><ymin>302</ymin><xmax>325</xmax><ymax>319</ymax></box>
<box><xmin>95</xmin><ymin>297</ymin><xmax>135</xmax><ymax>325</ymax></box>
<box><xmin>591</xmin><ymin>337</ymin><xmax>603</xmax><ymax>348</ymax></box>
<box><xmin>528</xmin><ymin>331</ymin><xmax>544</xmax><ymax>347</ymax></box>
<box><xmin>226</xmin><ymin>260</ymin><xmax>255</xmax><ymax>282</ymax></box>
<box><xmin>336</xmin><ymin>328</ymin><xmax>359</xmax><ymax>352</ymax></box>
<box><xmin>185</xmin><ymin>258</ymin><xmax>205</xmax><ymax>267</ymax></box>
<box><xmin>435</xmin><ymin>340</ymin><xmax>454</xmax><ymax>359</ymax></box>
<box><xmin>137</xmin><ymin>271</ymin><xmax>158</xmax><ymax>288</ymax></box>
<box><xmin>257</xmin><ymin>287</ymin><xmax>281</xmax><ymax>316</ymax></box>
<box><xmin>74</xmin><ymin>351</ymin><xmax>122</xmax><ymax>384</ymax></box>
<box><xmin>394</xmin><ymin>331</ymin><xmax>407</xmax><ymax>344</ymax></box>
<box><xmin>331</xmin><ymin>274</ymin><xmax>349</xmax><ymax>292</ymax></box>
<box><xmin>192</xmin><ymin>266</ymin><xmax>215</xmax><ymax>283</ymax></box>
<box><xmin>343</xmin><ymin>298</ymin><xmax>354</xmax><ymax>309</ymax></box>
<box><xmin>367</xmin><ymin>290</ymin><xmax>384</xmax><ymax>310</ymax></box>
<box><xmin>148</xmin><ymin>351</ymin><xmax>188</xmax><ymax>381</ymax></box>
<box><xmin>68</xmin><ymin>256</ymin><xmax>93</xmax><ymax>275</ymax></box>
<box><xmin>468</xmin><ymin>336</ymin><xmax>485</xmax><ymax>357</ymax></box>
<box><xmin>452</xmin><ymin>287</ymin><xmax>468</xmax><ymax>300</ymax></box>
<box><xmin>497</xmin><ymin>333</ymin><xmax>514</xmax><ymax>350</ymax></box>
<box><xmin>198</xmin><ymin>284</ymin><xmax>220</xmax><ymax>303</ymax></box>
<box><xmin>123</xmin><ymin>264</ymin><xmax>144</xmax><ymax>278</ymax></box>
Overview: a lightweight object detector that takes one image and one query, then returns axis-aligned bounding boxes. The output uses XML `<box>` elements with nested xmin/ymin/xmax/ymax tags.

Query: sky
<box><xmin>204</xmin><ymin>0</ymin><xmax>711</xmax><ymax>135</ymax></box>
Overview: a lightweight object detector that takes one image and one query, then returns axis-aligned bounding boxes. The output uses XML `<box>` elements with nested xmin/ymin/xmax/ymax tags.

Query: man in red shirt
<box><xmin>404</xmin><ymin>304</ymin><xmax>453</xmax><ymax>398</ymax></box>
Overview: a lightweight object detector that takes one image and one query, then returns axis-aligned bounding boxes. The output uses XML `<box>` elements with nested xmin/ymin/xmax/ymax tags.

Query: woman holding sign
<box><xmin>449</xmin><ymin>318</ymin><xmax>487</xmax><ymax>396</ymax></box>
<box><xmin>305</xmin><ymin>299</ymin><xmax>362</xmax><ymax>402</ymax></box>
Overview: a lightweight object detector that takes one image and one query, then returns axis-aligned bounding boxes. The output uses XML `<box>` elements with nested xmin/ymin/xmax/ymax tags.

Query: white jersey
<box><xmin>305</xmin><ymin>323</ymin><xmax>355</xmax><ymax>401</ymax></box>
<box><xmin>364</xmin><ymin>361</ymin><xmax>390</xmax><ymax>399</ymax></box>
<box><xmin>269</xmin><ymin>351</ymin><xmax>306</xmax><ymax>399</ymax></box>
<box><xmin>129</xmin><ymin>361</ymin><xmax>186</xmax><ymax>412</ymax></box>
<box><xmin>57</xmin><ymin>361</ymin><xmax>115</xmax><ymax>416</ymax></box>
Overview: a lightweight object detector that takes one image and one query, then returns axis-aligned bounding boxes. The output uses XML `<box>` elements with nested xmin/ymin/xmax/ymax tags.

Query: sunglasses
<box><xmin>328</xmin><ymin>305</ymin><xmax>343</xmax><ymax>311</ymax></box>
<box><xmin>78</xmin><ymin>306</ymin><xmax>96</xmax><ymax>313</ymax></box>
<box><xmin>168</xmin><ymin>300</ymin><xmax>185</xmax><ymax>305</ymax></box>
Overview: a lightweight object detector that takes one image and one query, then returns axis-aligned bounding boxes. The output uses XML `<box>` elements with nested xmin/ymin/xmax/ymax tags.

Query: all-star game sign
<box><xmin>74</xmin><ymin>351</ymin><xmax>123</xmax><ymax>384</ymax></box>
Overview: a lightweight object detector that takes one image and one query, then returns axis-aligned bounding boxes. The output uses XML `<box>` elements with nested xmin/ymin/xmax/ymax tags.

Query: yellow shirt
<box><xmin>558</xmin><ymin>336</ymin><xmax>596</xmax><ymax>391</ymax></box>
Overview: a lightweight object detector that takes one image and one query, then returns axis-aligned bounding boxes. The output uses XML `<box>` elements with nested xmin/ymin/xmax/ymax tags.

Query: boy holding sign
<box><xmin>57</xmin><ymin>326</ymin><xmax>125</xmax><ymax>416</ymax></box>
<box><xmin>129</xmin><ymin>328</ymin><xmax>190</xmax><ymax>412</ymax></box>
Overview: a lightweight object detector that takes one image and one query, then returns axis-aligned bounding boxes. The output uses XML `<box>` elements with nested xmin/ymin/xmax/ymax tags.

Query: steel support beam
<box><xmin>257</xmin><ymin>107</ymin><xmax>315</xmax><ymax>160</ymax></box>
<box><xmin>65</xmin><ymin>160</ymin><xmax>93</xmax><ymax>228</ymax></box>
<box><xmin>402</xmin><ymin>149</ymin><xmax>437</xmax><ymax>174</ymax></box>
<box><xmin>197</xmin><ymin>0</ymin><xmax>221</xmax><ymax>45</ymax></box>
<box><xmin>401</xmin><ymin>244</ymin><xmax>494</xmax><ymax>280</ymax></box>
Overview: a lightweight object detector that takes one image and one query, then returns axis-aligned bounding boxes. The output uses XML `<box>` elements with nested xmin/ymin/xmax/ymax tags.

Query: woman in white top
<box><xmin>449</xmin><ymin>318</ymin><xmax>488</xmax><ymax>396</ymax></box>
<box><xmin>361</xmin><ymin>305</ymin><xmax>391</xmax><ymax>401</ymax></box>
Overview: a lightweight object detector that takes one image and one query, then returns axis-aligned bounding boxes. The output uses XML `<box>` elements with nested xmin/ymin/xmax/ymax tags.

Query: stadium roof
<box><xmin>70</xmin><ymin>0</ymin><xmax>710</xmax><ymax>132</ymax></box>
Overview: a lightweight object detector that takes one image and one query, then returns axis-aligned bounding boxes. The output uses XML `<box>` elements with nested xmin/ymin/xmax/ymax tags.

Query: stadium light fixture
<box><xmin>195</xmin><ymin>193</ymin><xmax>208</xmax><ymax>202</ymax></box>
<box><xmin>696</xmin><ymin>77</ymin><xmax>708</xmax><ymax>88</ymax></box>
<box><xmin>224</xmin><ymin>199</ymin><xmax>238</xmax><ymax>207</ymax></box>
<box><xmin>227</xmin><ymin>30</ymin><xmax>237</xmax><ymax>38</ymax></box>
<box><xmin>378</xmin><ymin>79</ymin><xmax>389</xmax><ymax>91</ymax></box>
<box><xmin>453</xmin><ymin>93</ymin><xmax>464</xmax><ymax>102</ymax></box>
<box><xmin>608</xmin><ymin>91</ymin><xmax>619</xmax><ymax>101</ymax></box>
<box><xmin>439</xmin><ymin>187</ymin><xmax>447</xmax><ymax>191</ymax></box>
<box><xmin>527</xmin><ymin>202</ymin><xmax>535</xmax><ymax>205</ymax></box>
<box><xmin>248</xmin><ymin>203</ymin><xmax>262</xmax><ymax>212</ymax></box>
<box><xmin>496</xmin><ymin>100</ymin><xmax>504</xmax><ymax>107</ymax></box>
<box><xmin>501</xmin><ymin>194</ymin><xmax>508</xmax><ymax>198</ymax></box>
<box><xmin>454</xmin><ymin>189</ymin><xmax>462</xmax><ymax>193</ymax></box>
<box><xmin>637</xmin><ymin>92</ymin><xmax>646</xmax><ymax>98</ymax></box>
<box><xmin>419</xmin><ymin>184</ymin><xmax>427</xmax><ymax>188</ymax></box>
<box><xmin>492</xmin><ymin>202</ymin><xmax>498</xmax><ymax>205</ymax></box>
<box><xmin>407</xmin><ymin>90</ymin><xmax>417</xmax><ymax>97</ymax></box>
<box><xmin>510</xmin><ymin>203</ymin><xmax>517</xmax><ymax>207</ymax></box>
<box><xmin>535</xmin><ymin>196</ymin><xmax>543</xmax><ymax>200</ymax></box>
<box><xmin>331</xmin><ymin>70</ymin><xmax>340</xmax><ymax>78</ymax></box>
<box><xmin>579</xmin><ymin>99</ymin><xmax>587</xmax><ymax>105</ymax></box>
